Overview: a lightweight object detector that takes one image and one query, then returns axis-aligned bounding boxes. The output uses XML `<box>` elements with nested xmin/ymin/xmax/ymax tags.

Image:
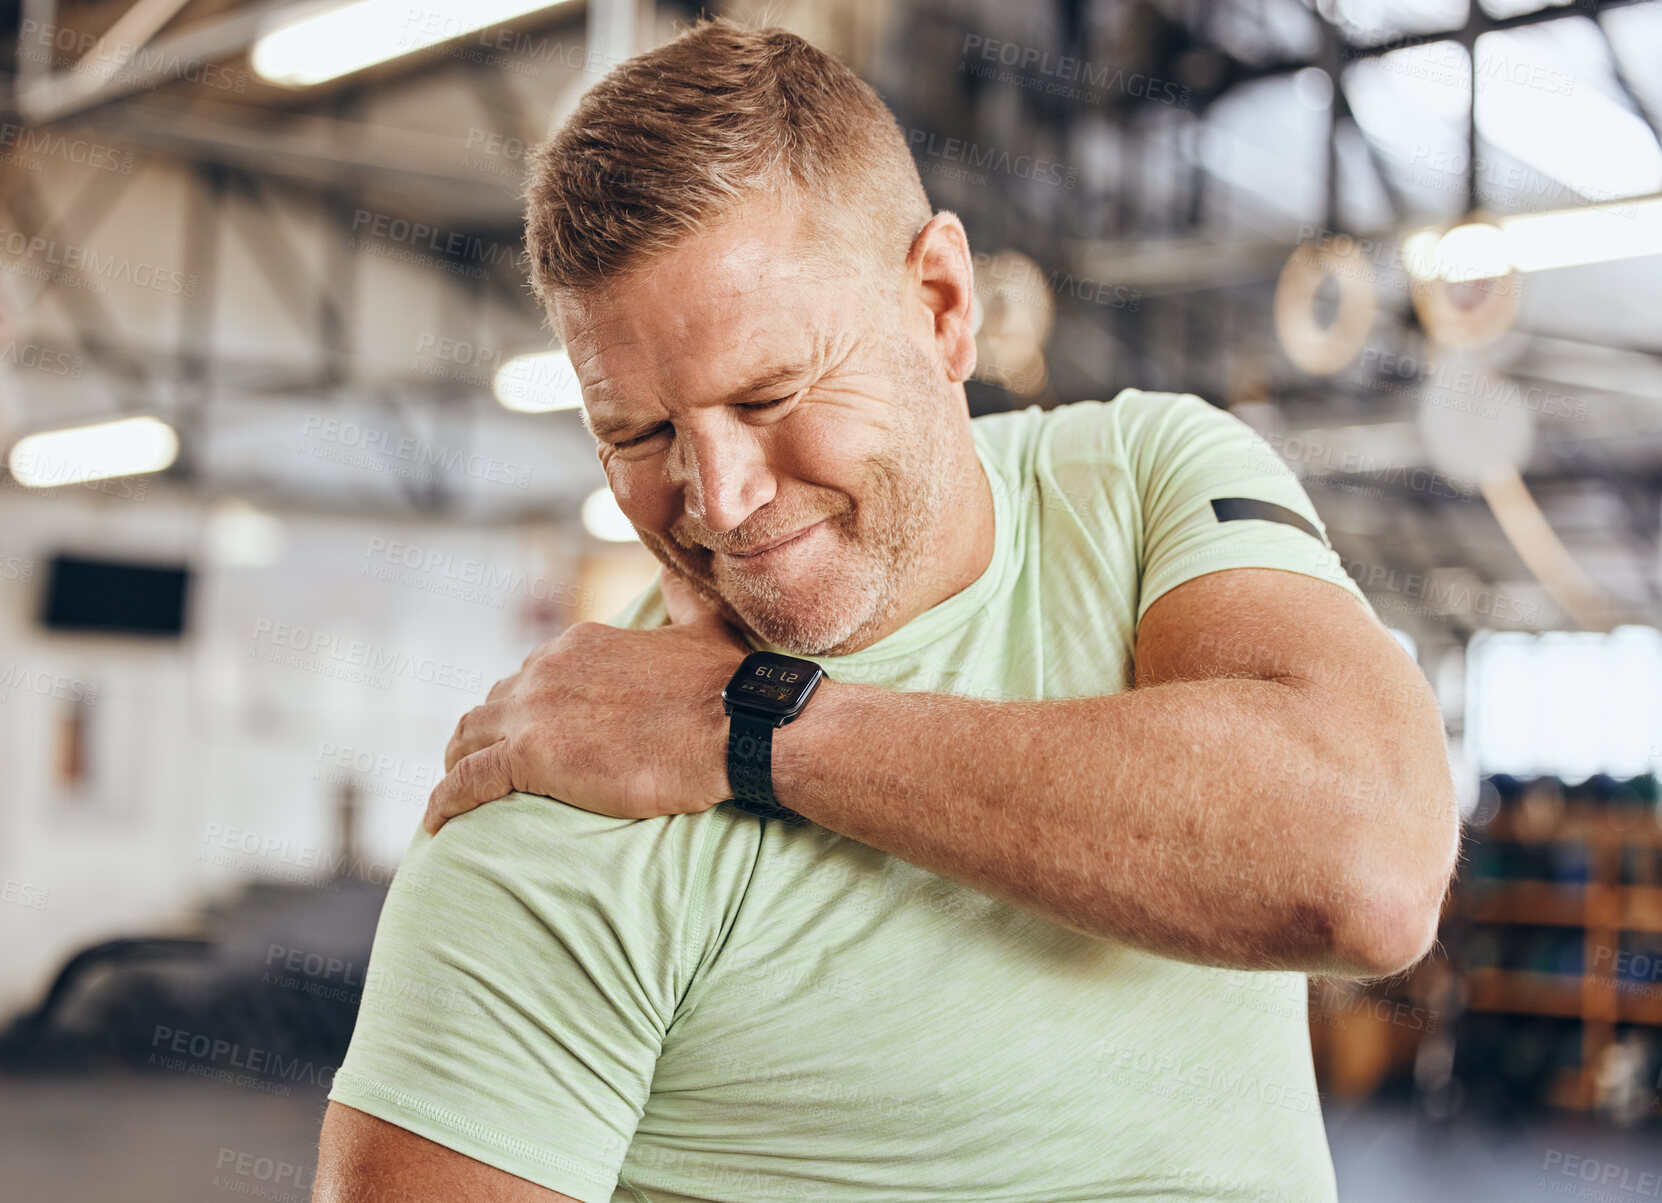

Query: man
<box><xmin>314</xmin><ymin>18</ymin><xmax>1458</xmax><ymax>1203</ymax></box>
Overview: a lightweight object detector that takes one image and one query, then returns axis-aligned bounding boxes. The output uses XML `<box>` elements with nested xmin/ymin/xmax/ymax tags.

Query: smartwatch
<box><xmin>721</xmin><ymin>650</ymin><xmax>828</xmax><ymax>824</ymax></box>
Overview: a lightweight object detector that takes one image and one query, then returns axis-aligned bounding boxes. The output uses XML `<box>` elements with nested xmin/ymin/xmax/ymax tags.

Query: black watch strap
<box><xmin>727</xmin><ymin>710</ymin><xmax>807</xmax><ymax>825</ymax></box>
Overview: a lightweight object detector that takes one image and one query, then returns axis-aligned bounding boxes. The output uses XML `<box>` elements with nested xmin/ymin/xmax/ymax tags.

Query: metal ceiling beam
<box><xmin>17</xmin><ymin>0</ymin><xmax>56</xmax><ymax>88</ymax></box>
<box><xmin>70</xmin><ymin>0</ymin><xmax>195</xmax><ymax>81</ymax></box>
<box><xmin>221</xmin><ymin>168</ymin><xmax>344</xmax><ymax>349</ymax></box>
<box><xmin>1325</xmin><ymin>0</ymin><xmax>1655</xmax><ymax>63</ymax></box>
<box><xmin>1</xmin><ymin>171</ymin><xmax>152</xmax><ymax>387</ymax></box>
<box><xmin>62</xmin><ymin>96</ymin><xmax>523</xmax><ymax>212</ymax></box>
<box><xmin>17</xmin><ymin>1</ymin><xmax>291</xmax><ymax>125</ymax></box>
<box><xmin>1073</xmin><ymin>234</ymin><xmax>1297</xmax><ymax>293</ymax></box>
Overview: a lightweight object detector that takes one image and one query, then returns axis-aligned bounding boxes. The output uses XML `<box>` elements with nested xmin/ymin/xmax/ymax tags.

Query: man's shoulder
<box><xmin>968</xmin><ymin>392</ymin><xmax>1226</xmax><ymax>513</ymax></box>
<box><xmin>1042</xmin><ymin>389</ymin><xmax>1220</xmax><ymax>443</ymax></box>
<box><xmin>972</xmin><ymin>389</ymin><xmax>1222</xmax><ymax>466</ymax></box>
<box><xmin>391</xmin><ymin>793</ymin><xmax>735</xmax><ymax>927</ymax></box>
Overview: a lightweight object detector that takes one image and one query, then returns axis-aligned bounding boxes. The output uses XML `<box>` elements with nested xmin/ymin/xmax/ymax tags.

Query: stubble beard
<box><xmin>641</xmin><ymin>340</ymin><xmax>966</xmax><ymax>658</ymax></box>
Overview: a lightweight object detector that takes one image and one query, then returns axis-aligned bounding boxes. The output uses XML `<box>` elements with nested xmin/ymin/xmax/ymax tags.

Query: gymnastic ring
<box><xmin>1410</xmin><ymin>269</ymin><xmax>1519</xmax><ymax>350</ymax></box>
<box><xmin>1273</xmin><ymin>237</ymin><xmax>1378</xmax><ymax>376</ymax></box>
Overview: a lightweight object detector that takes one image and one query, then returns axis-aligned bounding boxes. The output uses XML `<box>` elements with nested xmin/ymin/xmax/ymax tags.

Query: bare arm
<box><xmin>773</xmin><ymin>567</ymin><xmax>1460</xmax><ymax>978</ymax></box>
<box><xmin>313</xmin><ymin>1102</ymin><xmax>583</xmax><ymax>1203</ymax></box>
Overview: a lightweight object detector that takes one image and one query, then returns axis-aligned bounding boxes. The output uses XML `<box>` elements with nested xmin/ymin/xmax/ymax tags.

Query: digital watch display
<box><xmin>721</xmin><ymin>650</ymin><xmax>827</xmax><ymax>823</ymax></box>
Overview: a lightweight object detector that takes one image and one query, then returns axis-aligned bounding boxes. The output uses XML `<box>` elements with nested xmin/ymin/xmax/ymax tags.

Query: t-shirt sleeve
<box><xmin>604</xmin><ymin>577</ymin><xmax>668</xmax><ymax>631</ymax></box>
<box><xmin>328</xmin><ymin>796</ymin><xmax>719</xmax><ymax>1202</ymax></box>
<box><xmin>1113</xmin><ymin>389</ymin><xmax>1371</xmax><ymax>624</ymax></box>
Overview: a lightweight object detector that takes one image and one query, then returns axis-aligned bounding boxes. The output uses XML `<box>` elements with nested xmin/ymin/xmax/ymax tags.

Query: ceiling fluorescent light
<box><xmin>252</xmin><ymin>0</ymin><xmax>574</xmax><ymax>88</ymax></box>
<box><xmin>1499</xmin><ymin>197</ymin><xmax>1662</xmax><ymax>273</ymax></box>
<box><xmin>7</xmin><ymin>416</ymin><xmax>179</xmax><ymax>487</ymax></box>
<box><xmin>581</xmin><ymin>487</ymin><xmax>638</xmax><ymax>542</ymax></box>
<box><xmin>493</xmin><ymin>350</ymin><xmax>584</xmax><ymax>413</ymax></box>
<box><xmin>1403</xmin><ymin>196</ymin><xmax>1662</xmax><ymax>281</ymax></box>
<box><xmin>1403</xmin><ymin>221</ymin><xmax>1513</xmax><ymax>283</ymax></box>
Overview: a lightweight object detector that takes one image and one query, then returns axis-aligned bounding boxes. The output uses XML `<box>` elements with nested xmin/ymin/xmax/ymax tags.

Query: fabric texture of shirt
<box><xmin>330</xmin><ymin>388</ymin><xmax>1371</xmax><ymax>1202</ymax></box>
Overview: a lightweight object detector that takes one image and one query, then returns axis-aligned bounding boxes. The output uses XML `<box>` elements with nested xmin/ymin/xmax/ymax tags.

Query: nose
<box><xmin>672</xmin><ymin>418</ymin><xmax>776</xmax><ymax>535</ymax></box>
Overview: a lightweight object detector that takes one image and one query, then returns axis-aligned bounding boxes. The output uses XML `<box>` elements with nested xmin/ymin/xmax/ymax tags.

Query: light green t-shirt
<box><xmin>330</xmin><ymin>389</ymin><xmax>1371</xmax><ymax>1202</ymax></box>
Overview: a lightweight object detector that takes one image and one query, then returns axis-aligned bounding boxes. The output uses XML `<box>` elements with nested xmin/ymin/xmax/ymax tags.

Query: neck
<box><xmin>839</xmin><ymin>435</ymin><xmax>997</xmax><ymax>653</ymax></box>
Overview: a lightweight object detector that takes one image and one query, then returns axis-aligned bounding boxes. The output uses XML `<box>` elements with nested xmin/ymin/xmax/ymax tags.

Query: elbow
<box><xmin>1325</xmin><ymin>793</ymin><xmax>1460</xmax><ymax>980</ymax></box>
<box><xmin>1328</xmin><ymin>878</ymin><xmax>1446</xmax><ymax>979</ymax></box>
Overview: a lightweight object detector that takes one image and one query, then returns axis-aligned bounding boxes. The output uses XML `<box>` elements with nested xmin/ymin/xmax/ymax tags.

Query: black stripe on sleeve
<box><xmin>1209</xmin><ymin>497</ymin><xmax>1330</xmax><ymax>549</ymax></box>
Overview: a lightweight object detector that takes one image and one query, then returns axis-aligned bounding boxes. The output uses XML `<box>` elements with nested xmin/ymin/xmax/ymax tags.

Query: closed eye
<box><xmin>612</xmin><ymin>395</ymin><xmax>793</xmax><ymax>448</ymax></box>
<box><xmin>614</xmin><ymin>424</ymin><xmax>668</xmax><ymax>449</ymax></box>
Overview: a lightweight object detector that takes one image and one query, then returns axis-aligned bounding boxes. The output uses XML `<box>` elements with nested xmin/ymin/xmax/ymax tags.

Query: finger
<box><xmin>485</xmin><ymin>673</ymin><xmax>517</xmax><ymax>704</ymax></box>
<box><xmin>660</xmin><ymin>566</ymin><xmax>725</xmax><ymax>628</ymax></box>
<box><xmin>444</xmin><ymin>701</ymin><xmax>505</xmax><ymax>773</ymax></box>
<box><xmin>424</xmin><ymin>741</ymin><xmax>516</xmax><ymax>835</ymax></box>
<box><xmin>521</xmin><ymin>638</ymin><xmax>554</xmax><ymax>671</ymax></box>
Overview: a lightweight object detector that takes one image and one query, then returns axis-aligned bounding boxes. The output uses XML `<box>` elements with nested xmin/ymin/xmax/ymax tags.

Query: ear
<box><xmin>903</xmin><ymin>211</ymin><xmax>977</xmax><ymax>384</ymax></box>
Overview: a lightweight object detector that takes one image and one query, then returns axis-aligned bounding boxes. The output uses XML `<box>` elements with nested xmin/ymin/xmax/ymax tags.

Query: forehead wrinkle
<box><xmin>570</xmin><ymin>215</ymin><xmax>860</xmax><ymax>441</ymax></box>
<box><xmin>659</xmin><ymin>324</ymin><xmax>832</xmax><ymax>427</ymax></box>
<box><xmin>587</xmin><ymin>321</ymin><xmax>841</xmax><ymax>445</ymax></box>
<box><xmin>573</xmin><ymin>329</ymin><xmax>668</xmax><ymax>440</ymax></box>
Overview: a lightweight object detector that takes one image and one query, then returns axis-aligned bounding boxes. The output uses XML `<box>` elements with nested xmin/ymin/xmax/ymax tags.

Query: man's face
<box><xmin>553</xmin><ymin>202</ymin><xmax>967</xmax><ymax>657</ymax></box>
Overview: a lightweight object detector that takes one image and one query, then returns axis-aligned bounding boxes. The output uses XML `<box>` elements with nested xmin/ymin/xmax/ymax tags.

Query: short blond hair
<box><xmin>523</xmin><ymin>17</ymin><xmax>933</xmax><ymax>304</ymax></box>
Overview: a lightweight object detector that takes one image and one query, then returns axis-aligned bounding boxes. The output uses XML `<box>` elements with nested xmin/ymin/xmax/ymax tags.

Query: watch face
<box><xmin>723</xmin><ymin>652</ymin><xmax>824</xmax><ymax>719</ymax></box>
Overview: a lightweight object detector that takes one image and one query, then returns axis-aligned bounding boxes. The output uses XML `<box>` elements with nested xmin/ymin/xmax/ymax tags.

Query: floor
<box><xmin>1324</xmin><ymin>1097</ymin><xmax>1662</xmax><ymax>1202</ymax></box>
<box><xmin>1</xmin><ymin>1073</ymin><xmax>330</xmax><ymax>1203</ymax></box>
<box><xmin>3</xmin><ymin>1073</ymin><xmax>1660</xmax><ymax>1201</ymax></box>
